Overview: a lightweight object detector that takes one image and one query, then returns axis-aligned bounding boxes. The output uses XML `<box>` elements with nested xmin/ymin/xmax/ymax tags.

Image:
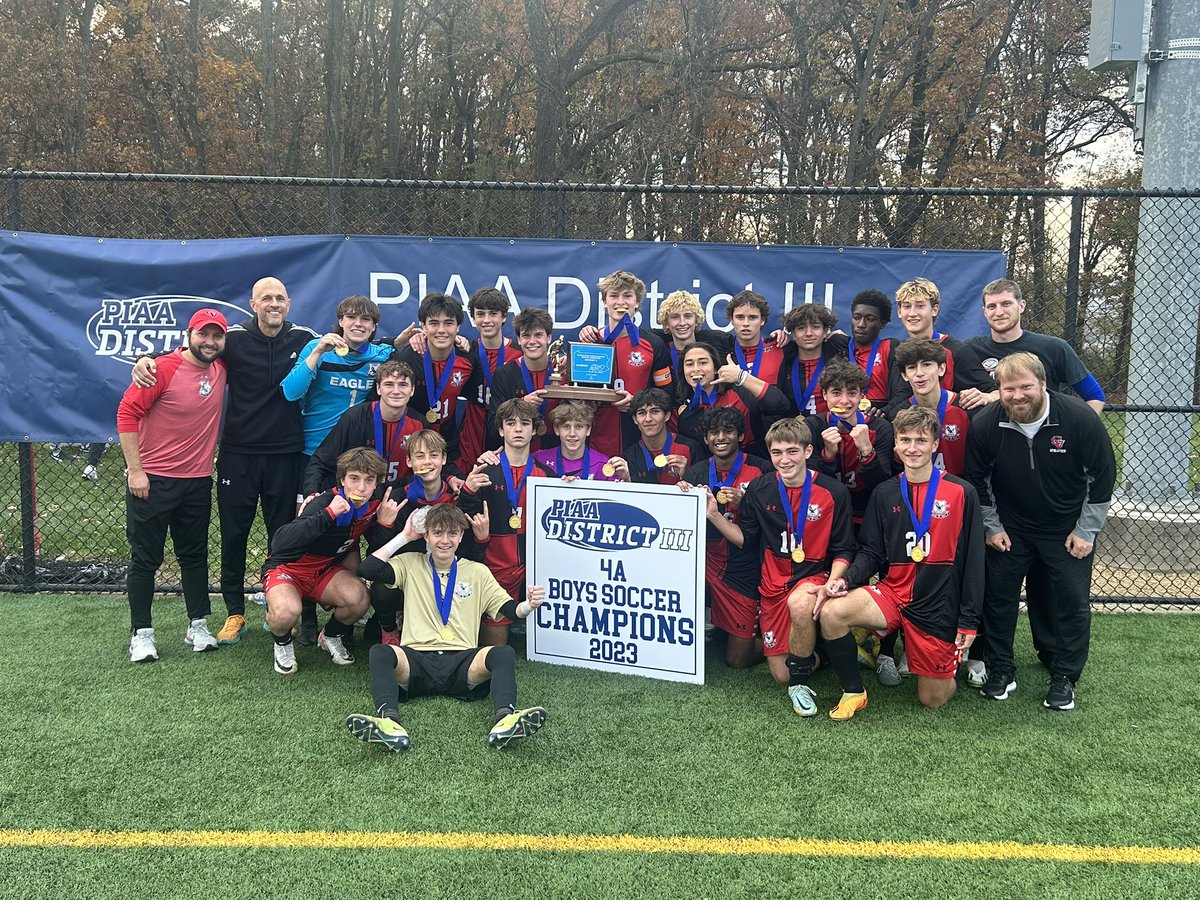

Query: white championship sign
<box><xmin>527</xmin><ymin>479</ymin><xmax>707</xmax><ymax>684</ymax></box>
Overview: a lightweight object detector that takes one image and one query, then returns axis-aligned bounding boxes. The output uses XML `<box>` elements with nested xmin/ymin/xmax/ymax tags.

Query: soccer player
<box><xmin>961</xmin><ymin>278</ymin><xmax>1106</xmax><ymax>414</ymax></box>
<box><xmin>621</xmin><ymin>388</ymin><xmax>703</xmax><ymax>485</ymax></box>
<box><xmin>459</xmin><ymin>287</ymin><xmax>522</xmax><ymax>471</ymax></box>
<box><xmin>884</xmin><ymin>278</ymin><xmax>993</xmax><ymax>415</ymax></box>
<box><xmin>806</xmin><ymin>360</ymin><xmax>893</xmax><ymax>526</ymax></box>
<box><xmin>393</xmin><ymin>293</ymin><xmax>477</xmax><ymax>465</ymax></box>
<box><xmin>653</xmin><ymin>289</ymin><xmax>732</xmax><ymax>373</ymax></box>
<box><xmin>458</xmin><ymin>398</ymin><xmax>555</xmax><ymax>646</ymax></box>
<box><xmin>815</xmin><ymin>406</ymin><xmax>984</xmax><ymax>720</ymax></box>
<box><xmin>487</xmin><ymin>307</ymin><xmax>559</xmax><ymax>454</ymax></box>
<box><xmin>779</xmin><ymin>303</ymin><xmax>848</xmax><ymax>417</ymax></box>
<box><xmin>118</xmin><ymin>309</ymin><xmax>228</xmax><ymax>663</ymax></box>
<box><xmin>262</xmin><ymin>448</ymin><xmax>399</xmax><ymax>675</ymax></box>
<box><xmin>966</xmin><ymin>353</ymin><xmax>1116</xmax><ymax>711</ymax></box>
<box><xmin>348</xmin><ymin>503</ymin><xmax>549</xmax><ymax>751</ymax></box>
<box><xmin>722</xmin><ymin>419</ymin><xmax>855</xmax><ymax>715</ymax></box>
<box><xmin>533</xmin><ymin>401</ymin><xmax>627</xmax><ymax>481</ymax></box>
<box><xmin>727</xmin><ymin>289</ymin><xmax>786</xmax><ymax>385</ymax></box>
<box><xmin>846</xmin><ymin>289</ymin><xmax>896</xmax><ymax>410</ymax></box>
<box><xmin>677</xmin><ymin>407</ymin><xmax>774</xmax><ymax>668</ymax></box>
<box><xmin>675</xmin><ymin>342</ymin><xmax>790</xmax><ymax>457</ymax></box>
<box><xmin>302</xmin><ymin>360</ymin><xmax>425</xmax><ymax>496</ymax></box>
<box><xmin>894</xmin><ymin>338</ymin><xmax>971</xmax><ymax>476</ymax></box>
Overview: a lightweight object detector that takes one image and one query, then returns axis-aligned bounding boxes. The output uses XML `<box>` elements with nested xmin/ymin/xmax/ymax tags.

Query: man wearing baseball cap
<box><xmin>117</xmin><ymin>309</ymin><xmax>229</xmax><ymax>663</ymax></box>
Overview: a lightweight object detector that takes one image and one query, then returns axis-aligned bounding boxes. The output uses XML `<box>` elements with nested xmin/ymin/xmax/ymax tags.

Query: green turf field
<box><xmin>0</xmin><ymin>594</ymin><xmax>1197</xmax><ymax>898</ymax></box>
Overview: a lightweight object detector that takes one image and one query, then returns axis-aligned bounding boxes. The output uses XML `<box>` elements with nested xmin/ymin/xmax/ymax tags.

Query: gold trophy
<box><xmin>544</xmin><ymin>336</ymin><xmax>622</xmax><ymax>402</ymax></box>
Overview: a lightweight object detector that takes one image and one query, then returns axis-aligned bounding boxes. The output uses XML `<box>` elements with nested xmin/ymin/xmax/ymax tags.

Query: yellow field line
<box><xmin>0</xmin><ymin>829</ymin><xmax>1197</xmax><ymax>865</ymax></box>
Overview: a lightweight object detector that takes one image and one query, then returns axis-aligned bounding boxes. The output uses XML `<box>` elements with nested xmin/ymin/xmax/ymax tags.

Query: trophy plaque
<box><xmin>543</xmin><ymin>337</ymin><xmax>623</xmax><ymax>402</ymax></box>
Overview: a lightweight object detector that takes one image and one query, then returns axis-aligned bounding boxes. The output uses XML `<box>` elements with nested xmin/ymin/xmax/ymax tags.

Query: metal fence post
<box><xmin>1064</xmin><ymin>193</ymin><xmax>1084</xmax><ymax>353</ymax></box>
<box><xmin>17</xmin><ymin>443</ymin><xmax>38</xmax><ymax>590</ymax></box>
<box><xmin>555</xmin><ymin>183</ymin><xmax>567</xmax><ymax>239</ymax></box>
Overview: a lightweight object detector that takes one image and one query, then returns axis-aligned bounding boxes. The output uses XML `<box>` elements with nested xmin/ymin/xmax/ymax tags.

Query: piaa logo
<box><xmin>87</xmin><ymin>295</ymin><xmax>249</xmax><ymax>366</ymax></box>
<box><xmin>541</xmin><ymin>498</ymin><xmax>660</xmax><ymax>551</ymax></box>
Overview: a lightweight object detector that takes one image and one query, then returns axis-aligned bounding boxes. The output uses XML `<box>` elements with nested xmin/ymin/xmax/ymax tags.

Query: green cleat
<box><xmin>487</xmin><ymin>707</ymin><xmax>547</xmax><ymax>748</ymax></box>
<box><xmin>345</xmin><ymin>713</ymin><xmax>410</xmax><ymax>751</ymax></box>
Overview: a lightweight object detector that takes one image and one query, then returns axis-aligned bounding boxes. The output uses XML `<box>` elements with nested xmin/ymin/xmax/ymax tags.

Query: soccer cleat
<box><xmin>185</xmin><ymin>618</ymin><xmax>219</xmax><ymax>652</ymax></box>
<box><xmin>980</xmin><ymin>667</ymin><xmax>1017</xmax><ymax>701</ymax></box>
<box><xmin>82</xmin><ymin>464</ymin><xmax>99</xmax><ymax>481</ymax></box>
<box><xmin>380</xmin><ymin>628</ymin><xmax>401</xmax><ymax>647</ymax></box>
<box><xmin>828</xmin><ymin>691</ymin><xmax>868</xmax><ymax>721</ymax></box>
<box><xmin>966</xmin><ymin>659</ymin><xmax>988</xmax><ymax>689</ymax></box>
<box><xmin>488</xmin><ymin>706</ymin><xmax>547</xmax><ymax>748</ymax></box>
<box><xmin>897</xmin><ymin>653</ymin><xmax>911</xmax><ymax>677</ymax></box>
<box><xmin>296</xmin><ymin>619</ymin><xmax>319</xmax><ymax>646</ymax></box>
<box><xmin>318</xmin><ymin>630</ymin><xmax>355</xmax><ymax>665</ymax></box>
<box><xmin>273</xmin><ymin>641</ymin><xmax>298</xmax><ymax>675</ymax></box>
<box><xmin>876</xmin><ymin>654</ymin><xmax>902</xmax><ymax>687</ymax></box>
<box><xmin>1043</xmin><ymin>675</ymin><xmax>1076</xmax><ymax>711</ymax></box>
<box><xmin>129</xmin><ymin>628</ymin><xmax>159</xmax><ymax>663</ymax></box>
<box><xmin>788</xmin><ymin>684</ymin><xmax>818</xmax><ymax>718</ymax></box>
<box><xmin>217</xmin><ymin>615</ymin><xmax>247</xmax><ymax>645</ymax></box>
<box><xmin>853</xmin><ymin>627</ymin><xmax>880</xmax><ymax>669</ymax></box>
<box><xmin>346</xmin><ymin>713</ymin><xmax>410</xmax><ymax>751</ymax></box>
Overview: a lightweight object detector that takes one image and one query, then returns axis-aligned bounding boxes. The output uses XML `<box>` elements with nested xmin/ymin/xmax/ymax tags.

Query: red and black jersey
<box><xmin>903</xmin><ymin>391</ymin><xmax>971</xmax><ymax>477</ymax></box>
<box><xmin>622</xmin><ymin>432</ymin><xmax>703</xmax><ymax>485</ymax></box>
<box><xmin>591</xmin><ymin>327</ymin><xmax>674</xmax><ymax>457</ymax></box>
<box><xmin>844</xmin><ymin>472</ymin><xmax>985</xmax><ymax>640</ymax></box>
<box><xmin>805</xmin><ymin>413</ymin><xmax>894</xmax><ymax>523</ymax></box>
<box><xmin>394</xmin><ymin>347</ymin><xmax>475</xmax><ymax>462</ymax></box>
<box><xmin>264</xmin><ymin>488</ymin><xmax>393</xmax><ymax>574</ymax></box>
<box><xmin>459</xmin><ymin>339</ymin><xmax>521</xmax><ymax>470</ymax></box>
<box><xmin>675</xmin><ymin>382</ymin><xmax>791</xmax><ymax>458</ymax></box>
<box><xmin>456</xmin><ymin>455</ymin><xmax>554</xmax><ymax>588</ymax></box>
<box><xmin>848</xmin><ymin>336</ymin><xmax>895</xmax><ymax>407</ymax></box>
<box><xmin>885</xmin><ymin>333</ymin><xmax>992</xmax><ymax>417</ymax></box>
<box><xmin>778</xmin><ymin>339</ymin><xmax>850</xmax><ymax>417</ymax></box>
<box><xmin>486</xmin><ymin>357</ymin><xmax>560</xmax><ymax>454</ymax></box>
<box><xmin>732</xmin><ymin>338</ymin><xmax>786</xmax><ymax>386</ymax></box>
<box><xmin>682</xmin><ymin>453</ymin><xmax>773</xmax><ymax>582</ymax></box>
<box><xmin>302</xmin><ymin>402</ymin><xmax>425</xmax><ymax>495</ymax></box>
<box><xmin>724</xmin><ymin>470</ymin><xmax>856</xmax><ymax>601</ymax></box>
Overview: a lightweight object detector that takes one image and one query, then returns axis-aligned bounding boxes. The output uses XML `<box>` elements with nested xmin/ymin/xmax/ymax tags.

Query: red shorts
<box><xmin>710</xmin><ymin>580</ymin><xmax>758</xmax><ymax>640</ymax></box>
<box><xmin>264</xmin><ymin>560</ymin><xmax>345</xmax><ymax>609</ymax></box>
<box><xmin>759</xmin><ymin>574</ymin><xmax>825</xmax><ymax>657</ymax></box>
<box><xmin>864</xmin><ymin>583</ymin><xmax>959</xmax><ymax>680</ymax></box>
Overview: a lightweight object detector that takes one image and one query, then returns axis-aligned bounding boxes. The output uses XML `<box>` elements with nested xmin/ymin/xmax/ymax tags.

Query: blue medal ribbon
<box><xmin>775</xmin><ymin>470</ymin><xmax>813</xmax><ymax>556</ymax></box>
<box><xmin>909</xmin><ymin>388</ymin><xmax>949</xmax><ymax>431</ymax></box>
<box><xmin>827</xmin><ymin>410</ymin><xmax>867</xmax><ymax>430</ymax></box>
<box><xmin>500</xmin><ymin>451</ymin><xmax>534</xmax><ymax>520</ymax></box>
<box><xmin>480</xmin><ymin>342</ymin><xmax>506</xmax><ymax>391</ymax></box>
<box><xmin>899</xmin><ymin>467</ymin><xmax>942</xmax><ymax>555</ymax></box>
<box><xmin>709</xmin><ymin>451</ymin><xmax>745</xmax><ymax>496</ymax></box>
<box><xmin>670</xmin><ymin>343</ymin><xmax>680</xmax><ymax>376</ymax></box>
<box><xmin>687</xmin><ymin>382</ymin><xmax>720</xmax><ymax>411</ymax></box>
<box><xmin>791</xmin><ymin>356</ymin><xmax>825</xmax><ymax>413</ymax></box>
<box><xmin>519</xmin><ymin>358</ymin><xmax>548</xmax><ymax>418</ymax></box>
<box><xmin>332</xmin><ymin>488</ymin><xmax>371</xmax><ymax>527</ymax></box>
<box><xmin>734</xmin><ymin>338</ymin><xmax>764</xmax><ymax>378</ymax></box>
<box><xmin>848</xmin><ymin>336</ymin><xmax>882</xmax><ymax>386</ymax></box>
<box><xmin>423</xmin><ymin>347</ymin><xmax>457</xmax><ymax>422</ymax></box>
<box><xmin>555</xmin><ymin>444</ymin><xmax>592</xmax><ymax>478</ymax></box>
<box><xmin>932</xmin><ymin>330</ymin><xmax>945</xmax><ymax>342</ymax></box>
<box><xmin>604</xmin><ymin>314</ymin><xmax>640</xmax><ymax>347</ymax></box>
<box><xmin>373</xmin><ymin>403</ymin><xmax>409</xmax><ymax>467</ymax></box>
<box><xmin>429</xmin><ymin>556</ymin><xmax>458</xmax><ymax>627</ymax></box>
<box><xmin>640</xmin><ymin>433</ymin><xmax>675</xmax><ymax>471</ymax></box>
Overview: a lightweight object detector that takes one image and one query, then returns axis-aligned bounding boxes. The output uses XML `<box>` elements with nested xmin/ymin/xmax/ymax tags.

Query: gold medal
<box><xmin>678</xmin><ymin>404</ymin><xmax>687</xmax><ymax>414</ymax></box>
<box><xmin>859</xmin><ymin>397</ymin><xmax>872</xmax><ymax>411</ymax></box>
<box><xmin>654</xmin><ymin>454</ymin><xmax>668</xmax><ymax>468</ymax></box>
<box><xmin>602</xmin><ymin>462</ymin><xmax>616</xmax><ymax>477</ymax></box>
<box><xmin>334</xmin><ymin>345</ymin><xmax>349</xmax><ymax>357</ymax></box>
<box><xmin>439</xmin><ymin>625</ymin><xmax>454</xmax><ymax>642</ymax></box>
<box><xmin>791</xmin><ymin>546</ymin><xmax>805</xmax><ymax>563</ymax></box>
<box><xmin>716</xmin><ymin>489</ymin><xmax>730</xmax><ymax>504</ymax></box>
<box><xmin>910</xmin><ymin>546</ymin><xmax>926</xmax><ymax>562</ymax></box>
<box><xmin>425</xmin><ymin>408</ymin><xmax>439</xmax><ymax>424</ymax></box>
<box><xmin>508</xmin><ymin>513</ymin><xmax>522</xmax><ymax>529</ymax></box>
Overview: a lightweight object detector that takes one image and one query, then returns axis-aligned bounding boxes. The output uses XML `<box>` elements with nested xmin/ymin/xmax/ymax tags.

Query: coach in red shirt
<box><xmin>118</xmin><ymin>309</ymin><xmax>229</xmax><ymax>664</ymax></box>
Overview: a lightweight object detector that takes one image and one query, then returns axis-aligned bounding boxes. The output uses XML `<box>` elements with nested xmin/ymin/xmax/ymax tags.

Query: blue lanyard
<box><xmin>604</xmin><ymin>314</ymin><xmax>640</xmax><ymax>346</ymax></box>
<box><xmin>501</xmin><ymin>451</ymin><xmax>534</xmax><ymax>514</ymax></box>
<box><xmin>555</xmin><ymin>444</ymin><xmax>592</xmax><ymax>478</ymax></box>
<box><xmin>423</xmin><ymin>348</ymin><xmax>457</xmax><ymax>420</ymax></box>
<box><xmin>640</xmin><ymin>433</ymin><xmax>675</xmax><ymax>471</ymax></box>
<box><xmin>688</xmin><ymin>382</ymin><xmax>719</xmax><ymax>411</ymax></box>
<box><xmin>826</xmin><ymin>410</ymin><xmax>866</xmax><ymax>430</ymax></box>
<box><xmin>735</xmin><ymin>339</ymin><xmax>764</xmax><ymax>377</ymax></box>
<box><xmin>900</xmin><ymin>468</ymin><xmax>942</xmax><ymax>548</ymax></box>
<box><xmin>848</xmin><ymin>337</ymin><xmax>882</xmax><ymax>385</ymax></box>
<box><xmin>791</xmin><ymin>356</ymin><xmax>825</xmax><ymax>412</ymax></box>
<box><xmin>519</xmin><ymin>358</ymin><xmax>548</xmax><ymax>417</ymax></box>
<box><xmin>909</xmin><ymin>389</ymin><xmax>950</xmax><ymax>430</ymax></box>
<box><xmin>775</xmin><ymin>471</ymin><xmax>813</xmax><ymax>552</ymax></box>
<box><xmin>331</xmin><ymin>488</ymin><xmax>370</xmax><ymax>527</ymax></box>
<box><xmin>373</xmin><ymin>403</ymin><xmax>409</xmax><ymax>464</ymax></box>
<box><xmin>709</xmin><ymin>452</ymin><xmax>745</xmax><ymax>493</ymax></box>
<box><xmin>429</xmin><ymin>557</ymin><xmax>458</xmax><ymax>626</ymax></box>
<box><xmin>480</xmin><ymin>342</ymin><xmax>507</xmax><ymax>391</ymax></box>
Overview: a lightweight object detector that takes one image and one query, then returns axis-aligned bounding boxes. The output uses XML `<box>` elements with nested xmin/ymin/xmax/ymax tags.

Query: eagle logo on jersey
<box><xmin>763</xmin><ymin>630</ymin><xmax>778</xmax><ymax>649</ymax></box>
<box><xmin>932</xmin><ymin>499</ymin><xmax>950</xmax><ymax>518</ymax></box>
<box><xmin>198</xmin><ymin>376</ymin><xmax>213</xmax><ymax>397</ymax></box>
<box><xmin>942</xmin><ymin>424</ymin><xmax>960</xmax><ymax>441</ymax></box>
<box><xmin>451</xmin><ymin>371</ymin><xmax>465</xmax><ymax>386</ymax></box>
<box><xmin>806</xmin><ymin>503</ymin><xmax>822</xmax><ymax>521</ymax></box>
<box><xmin>627</xmin><ymin>351</ymin><xmax>646</xmax><ymax>367</ymax></box>
<box><xmin>454</xmin><ymin>581</ymin><xmax>472</xmax><ymax>598</ymax></box>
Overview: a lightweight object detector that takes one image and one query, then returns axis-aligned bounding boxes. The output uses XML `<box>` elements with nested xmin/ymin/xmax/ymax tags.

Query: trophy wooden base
<box><xmin>543</xmin><ymin>384</ymin><xmax>623</xmax><ymax>402</ymax></box>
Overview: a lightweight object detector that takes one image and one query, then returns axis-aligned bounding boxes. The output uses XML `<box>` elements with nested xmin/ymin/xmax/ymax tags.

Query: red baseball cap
<box><xmin>187</xmin><ymin>309</ymin><xmax>228</xmax><ymax>333</ymax></box>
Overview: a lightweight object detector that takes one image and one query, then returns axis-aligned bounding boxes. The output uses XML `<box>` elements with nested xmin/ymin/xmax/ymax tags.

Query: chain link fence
<box><xmin>1</xmin><ymin>171</ymin><xmax>1197</xmax><ymax>606</ymax></box>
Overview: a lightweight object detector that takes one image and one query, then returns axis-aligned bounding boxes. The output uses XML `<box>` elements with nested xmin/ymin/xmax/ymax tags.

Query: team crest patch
<box><xmin>627</xmin><ymin>351</ymin><xmax>646</xmax><ymax>367</ymax></box>
<box><xmin>368</xmin><ymin>362</ymin><xmax>382</xmax><ymax>376</ymax></box>
<box><xmin>198</xmin><ymin>376</ymin><xmax>212</xmax><ymax>397</ymax></box>
<box><xmin>942</xmin><ymin>424</ymin><xmax>960</xmax><ymax>441</ymax></box>
<box><xmin>763</xmin><ymin>630</ymin><xmax>778</xmax><ymax>649</ymax></box>
<box><xmin>932</xmin><ymin>499</ymin><xmax>950</xmax><ymax>519</ymax></box>
<box><xmin>806</xmin><ymin>503</ymin><xmax>822</xmax><ymax>521</ymax></box>
<box><xmin>982</xmin><ymin>357</ymin><xmax>999</xmax><ymax>372</ymax></box>
<box><xmin>1051</xmin><ymin>435</ymin><xmax>1066</xmax><ymax>450</ymax></box>
<box><xmin>451</xmin><ymin>371</ymin><xmax>465</xmax><ymax>386</ymax></box>
<box><xmin>454</xmin><ymin>581</ymin><xmax>472</xmax><ymax>598</ymax></box>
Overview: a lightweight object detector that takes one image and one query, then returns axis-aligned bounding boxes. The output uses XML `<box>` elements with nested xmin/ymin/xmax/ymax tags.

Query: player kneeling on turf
<box><xmin>814</xmin><ymin>406</ymin><xmax>983</xmax><ymax>720</ymax></box>
<box><xmin>348</xmin><ymin>503</ymin><xmax>547</xmax><ymax>751</ymax></box>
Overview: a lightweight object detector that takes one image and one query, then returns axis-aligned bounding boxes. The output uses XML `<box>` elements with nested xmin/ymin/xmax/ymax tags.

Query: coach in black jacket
<box><xmin>966</xmin><ymin>352</ymin><xmax>1115</xmax><ymax>711</ymax></box>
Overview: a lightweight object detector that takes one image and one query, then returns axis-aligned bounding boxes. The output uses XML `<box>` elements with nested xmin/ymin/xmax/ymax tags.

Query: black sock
<box><xmin>879</xmin><ymin>631</ymin><xmax>898</xmax><ymax>658</ymax></box>
<box><xmin>301</xmin><ymin>599</ymin><xmax>318</xmax><ymax>626</ymax></box>
<box><xmin>273</xmin><ymin>633</ymin><xmax>293</xmax><ymax>646</ymax></box>
<box><xmin>784</xmin><ymin>653</ymin><xmax>814</xmax><ymax>687</ymax></box>
<box><xmin>486</xmin><ymin>644</ymin><xmax>517</xmax><ymax>713</ymax></box>
<box><xmin>323</xmin><ymin>615</ymin><xmax>348</xmax><ymax>639</ymax></box>
<box><xmin>828</xmin><ymin>633</ymin><xmax>865</xmax><ymax>693</ymax></box>
<box><xmin>368</xmin><ymin>644</ymin><xmax>401</xmax><ymax>721</ymax></box>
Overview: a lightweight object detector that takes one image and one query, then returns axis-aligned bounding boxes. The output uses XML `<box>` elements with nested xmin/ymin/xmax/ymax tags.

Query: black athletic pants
<box><xmin>217</xmin><ymin>450</ymin><xmax>305</xmax><ymax>616</ymax></box>
<box><xmin>983</xmin><ymin>530</ymin><xmax>1093</xmax><ymax>683</ymax></box>
<box><xmin>127</xmin><ymin>475</ymin><xmax>212</xmax><ymax>631</ymax></box>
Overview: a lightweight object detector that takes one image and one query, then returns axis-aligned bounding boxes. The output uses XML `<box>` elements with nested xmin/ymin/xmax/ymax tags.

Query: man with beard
<box><xmin>118</xmin><ymin>310</ymin><xmax>229</xmax><ymax>663</ymax></box>
<box><xmin>966</xmin><ymin>353</ymin><xmax>1115</xmax><ymax>711</ymax></box>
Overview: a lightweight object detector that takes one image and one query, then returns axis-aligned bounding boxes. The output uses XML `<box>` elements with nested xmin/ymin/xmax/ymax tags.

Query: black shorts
<box><xmin>399</xmin><ymin>647</ymin><xmax>490</xmax><ymax>703</ymax></box>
